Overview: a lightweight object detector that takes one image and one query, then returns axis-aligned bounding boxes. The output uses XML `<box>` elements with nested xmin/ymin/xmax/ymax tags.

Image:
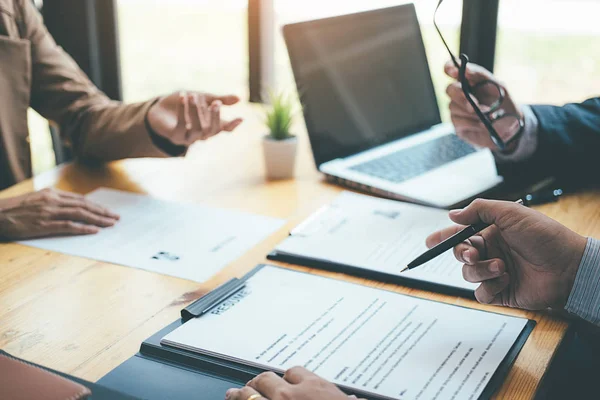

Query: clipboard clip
<box><xmin>181</xmin><ymin>278</ymin><xmax>247</xmax><ymax>322</ymax></box>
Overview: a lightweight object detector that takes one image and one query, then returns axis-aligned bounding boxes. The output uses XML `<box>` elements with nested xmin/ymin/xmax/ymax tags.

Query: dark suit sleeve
<box><xmin>529</xmin><ymin>97</ymin><xmax>600</xmax><ymax>185</ymax></box>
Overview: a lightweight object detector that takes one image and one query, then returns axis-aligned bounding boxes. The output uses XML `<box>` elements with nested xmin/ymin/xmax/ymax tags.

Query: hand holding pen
<box><xmin>404</xmin><ymin>187</ymin><xmax>563</xmax><ymax>272</ymax></box>
<box><xmin>411</xmin><ymin>199</ymin><xmax>586</xmax><ymax>309</ymax></box>
<box><xmin>403</xmin><ymin>199</ymin><xmax>524</xmax><ymax>272</ymax></box>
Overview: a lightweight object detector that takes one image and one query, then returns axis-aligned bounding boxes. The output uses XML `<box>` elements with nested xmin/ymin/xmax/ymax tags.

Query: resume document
<box><xmin>20</xmin><ymin>188</ymin><xmax>284</xmax><ymax>282</ymax></box>
<box><xmin>162</xmin><ymin>266</ymin><xmax>529</xmax><ymax>400</ymax></box>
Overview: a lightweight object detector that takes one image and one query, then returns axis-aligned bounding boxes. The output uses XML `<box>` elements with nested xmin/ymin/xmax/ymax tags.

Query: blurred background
<box><xmin>30</xmin><ymin>0</ymin><xmax>600</xmax><ymax>174</ymax></box>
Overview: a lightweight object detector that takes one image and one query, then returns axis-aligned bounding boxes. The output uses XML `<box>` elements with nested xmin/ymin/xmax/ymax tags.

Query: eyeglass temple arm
<box><xmin>434</xmin><ymin>0</ymin><xmax>460</xmax><ymax>69</ymax></box>
<box><xmin>458</xmin><ymin>55</ymin><xmax>506</xmax><ymax>150</ymax></box>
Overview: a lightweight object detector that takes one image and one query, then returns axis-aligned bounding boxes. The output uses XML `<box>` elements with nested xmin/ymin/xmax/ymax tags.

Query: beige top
<box><xmin>0</xmin><ymin>0</ymin><xmax>173</xmax><ymax>190</ymax></box>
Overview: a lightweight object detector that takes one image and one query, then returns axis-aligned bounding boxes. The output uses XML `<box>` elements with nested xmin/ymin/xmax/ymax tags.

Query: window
<box><xmin>495</xmin><ymin>0</ymin><xmax>600</xmax><ymax>105</ymax></box>
<box><xmin>116</xmin><ymin>0</ymin><xmax>249</xmax><ymax>103</ymax></box>
<box><xmin>30</xmin><ymin>0</ymin><xmax>465</xmax><ymax>177</ymax></box>
<box><xmin>273</xmin><ymin>0</ymin><xmax>463</xmax><ymax>122</ymax></box>
<box><xmin>29</xmin><ymin>111</ymin><xmax>56</xmax><ymax>175</ymax></box>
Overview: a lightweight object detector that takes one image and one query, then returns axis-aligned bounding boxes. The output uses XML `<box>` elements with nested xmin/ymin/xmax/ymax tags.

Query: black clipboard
<box><xmin>99</xmin><ymin>264</ymin><xmax>535</xmax><ymax>400</ymax></box>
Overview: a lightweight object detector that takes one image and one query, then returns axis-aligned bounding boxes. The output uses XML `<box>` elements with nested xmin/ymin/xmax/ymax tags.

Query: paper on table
<box><xmin>20</xmin><ymin>188</ymin><xmax>285</xmax><ymax>282</ymax></box>
<box><xmin>162</xmin><ymin>266</ymin><xmax>529</xmax><ymax>400</ymax></box>
<box><xmin>275</xmin><ymin>191</ymin><xmax>476</xmax><ymax>291</ymax></box>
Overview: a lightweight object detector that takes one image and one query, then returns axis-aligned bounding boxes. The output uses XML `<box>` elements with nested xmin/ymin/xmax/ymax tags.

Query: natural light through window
<box><xmin>496</xmin><ymin>0</ymin><xmax>600</xmax><ymax>105</ymax></box>
<box><xmin>117</xmin><ymin>0</ymin><xmax>462</xmax><ymax>122</ymax></box>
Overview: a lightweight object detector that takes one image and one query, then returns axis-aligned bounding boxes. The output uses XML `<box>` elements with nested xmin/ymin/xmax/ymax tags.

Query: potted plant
<box><xmin>262</xmin><ymin>91</ymin><xmax>298</xmax><ymax>180</ymax></box>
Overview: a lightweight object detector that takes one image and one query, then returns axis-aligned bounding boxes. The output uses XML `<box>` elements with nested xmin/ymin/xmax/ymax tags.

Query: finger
<box><xmin>283</xmin><ymin>366</ymin><xmax>315</xmax><ymax>384</ymax></box>
<box><xmin>249</xmin><ymin>372</ymin><xmax>290</xmax><ymax>399</ymax></box>
<box><xmin>198</xmin><ymin>94</ymin><xmax>210</xmax><ymax>128</ymax></box>
<box><xmin>452</xmin><ymin>116</ymin><xmax>488</xmax><ymax>137</ymax></box>
<box><xmin>426</xmin><ymin>225</ymin><xmax>465</xmax><ymax>248</ymax></box>
<box><xmin>59</xmin><ymin>198</ymin><xmax>120</xmax><ymax>220</ymax></box>
<box><xmin>222</xmin><ymin>118</ymin><xmax>243</xmax><ymax>132</ymax></box>
<box><xmin>451</xmin><ymin>117</ymin><xmax>485</xmax><ymax>137</ymax></box>
<box><xmin>226</xmin><ymin>386</ymin><xmax>265</xmax><ymax>400</ymax></box>
<box><xmin>444</xmin><ymin>60</ymin><xmax>459</xmax><ymax>79</ymax></box>
<box><xmin>451</xmin><ymin>115</ymin><xmax>485</xmax><ymax>132</ymax></box>
<box><xmin>452</xmin><ymin>122</ymin><xmax>484</xmax><ymax>140</ymax></box>
<box><xmin>445</xmin><ymin>59</ymin><xmax>495</xmax><ymax>86</ymax></box>
<box><xmin>463</xmin><ymin>259</ymin><xmax>506</xmax><ymax>283</ymax></box>
<box><xmin>35</xmin><ymin>188</ymin><xmax>62</xmax><ymax>205</ymax></box>
<box><xmin>52</xmin><ymin>207</ymin><xmax>118</xmax><ymax>228</ymax></box>
<box><xmin>40</xmin><ymin>220</ymin><xmax>100</xmax><ymax>236</ymax></box>
<box><xmin>188</xmin><ymin>93</ymin><xmax>204</xmax><ymax>134</ymax></box>
<box><xmin>209</xmin><ymin>100</ymin><xmax>222</xmax><ymax>136</ymax></box>
<box><xmin>464</xmin><ymin>63</ymin><xmax>495</xmax><ymax>85</ymax></box>
<box><xmin>449</xmin><ymin>103</ymin><xmax>492</xmax><ymax>126</ymax></box>
<box><xmin>175</xmin><ymin>92</ymin><xmax>190</xmax><ymax>131</ymax></box>
<box><xmin>449</xmin><ymin>101</ymin><xmax>480</xmax><ymax>121</ymax></box>
<box><xmin>453</xmin><ymin>128</ymin><xmax>497</xmax><ymax>149</ymax></box>
<box><xmin>475</xmin><ymin>273</ymin><xmax>510</xmax><ymax>304</ymax></box>
<box><xmin>53</xmin><ymin>189</ymin><xmax>84</xmax><ymax>200</ymax></box>
<box><xmin>453</xmin><ymin>241</ymin><xmax>480</xmax><ymax>264</ymax></box>
<box><xmin>446</xmin><ymin>83</ymin><xmax>476</xmax><ymax>113</ymax></box>
<box><xmin>204</xmin><ymin>94</ymin><xmax>240</xmax><ymax>106</ymax></box>
<box><xmin>469</xmin><ymin>235</ymin><xmax>488</xmax><ymax>258</ymax></box>
<box><xmin>448</xmin><ymin>199</ymin><xmax>523</xmax><ymax>227</ymax></box>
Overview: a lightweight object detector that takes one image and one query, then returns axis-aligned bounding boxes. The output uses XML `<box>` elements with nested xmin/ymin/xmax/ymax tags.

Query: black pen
<box><xmin>401</xmin><ymin>199</ymin><xmax>524</xmax><ymax>272</ymax></box>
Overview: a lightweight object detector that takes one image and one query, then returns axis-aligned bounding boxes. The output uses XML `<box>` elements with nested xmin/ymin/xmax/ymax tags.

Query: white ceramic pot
<box><xmin>262</xmin><ymin>135</ymin><xmax>298</xmax><ymax>180</ymax></box>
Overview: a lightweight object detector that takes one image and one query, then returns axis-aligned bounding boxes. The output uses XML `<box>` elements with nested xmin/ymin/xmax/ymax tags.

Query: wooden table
<box><xmin>0</xmin><ymin>104</ymin><xmax>597</xmax><ymax>399</ymax></box>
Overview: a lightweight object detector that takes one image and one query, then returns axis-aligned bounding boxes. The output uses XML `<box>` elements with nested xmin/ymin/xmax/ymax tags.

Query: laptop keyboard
<box><xmin>349</xmin><ymin>134</ymin><xmax>477</xmax><ymax>184</ymax></box>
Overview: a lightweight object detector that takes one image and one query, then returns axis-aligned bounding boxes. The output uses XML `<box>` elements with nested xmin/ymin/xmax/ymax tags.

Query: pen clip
<box><xmin>181</xmin><ymin>278</ymin><xmax>246</xmax><ymax>322</ymax></box>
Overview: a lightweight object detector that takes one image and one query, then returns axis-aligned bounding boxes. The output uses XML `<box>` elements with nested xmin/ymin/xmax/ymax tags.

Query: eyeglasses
<box><xmin>434</xmin><ymin>0</ymin><xmax>524</xmax><ymax>151</ymax></box>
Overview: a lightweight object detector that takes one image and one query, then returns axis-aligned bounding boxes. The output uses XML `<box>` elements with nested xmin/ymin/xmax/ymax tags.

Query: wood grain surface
<box><xmin>2</xmin><ymin>104</ymin><xmax>596</xmax><ymax>399</ymax></box>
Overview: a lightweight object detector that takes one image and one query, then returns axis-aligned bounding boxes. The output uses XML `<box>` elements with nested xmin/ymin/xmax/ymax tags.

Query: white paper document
<box><xmin>274</xmin><ymin>191</ymin><xmax>476</xmax><ymax>291</ymax></box>
<box><xmin>162</xmin><ymin>266</ymin><xmax>529</xmax><ymax>400</ymax></box>
<box><xmin>20</xmin><ymin>188</ymin><xmax>284</xmax><ymax>282</ymax></box>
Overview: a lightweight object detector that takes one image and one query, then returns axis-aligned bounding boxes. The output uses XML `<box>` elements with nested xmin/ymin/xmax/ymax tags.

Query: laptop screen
<box><xmin>284</xmin><ymin>4</ymin><xmax>442</xmax><ymax>167</ymax></box>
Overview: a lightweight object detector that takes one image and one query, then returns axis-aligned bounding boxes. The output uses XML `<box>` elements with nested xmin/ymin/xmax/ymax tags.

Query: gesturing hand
<box><xmin>0</xmin><ymin>188</ymin><xmax>119</xmax><ymax>240</ymax></box>
<box><xmin>226</xmin><ymin>367</ymin><xmax>362</xmax><ymax>400</ymax></box>
<box><xmin>147</xmin><ymin>91</ymin><xmax>243</xmax><ymax>147</ymax></box>
<box><xmin>426</xmin><ymin>199</ymin><xmax>587</xmax><ymax>310</ymax></box>
<box><xmin>444</xmin><ymin>60</ymin><xmax>523</xmax><ymax>150</ymax></box>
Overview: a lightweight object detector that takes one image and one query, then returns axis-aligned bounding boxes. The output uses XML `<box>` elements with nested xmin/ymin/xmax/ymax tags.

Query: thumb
<box><xmin>444</xmin><ymin>60</ymin><xmax>493</xmax><ymax>86</ymax></box>
<box><xmin>449</xmin><ymin>199</ymin><xmax>520</xmax><ymax>227</ymax></box>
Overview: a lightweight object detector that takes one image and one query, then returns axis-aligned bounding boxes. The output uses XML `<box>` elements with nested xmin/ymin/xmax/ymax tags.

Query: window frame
<box><xmin>42</xmin><ymin>0</ymin><xmax>122</xmax><ymax>101</ymax></box>
<box><xmin>44</xmin><ymin>0</ymin><xmax>500</xmax><ymax>103</ymax></box>
<box><xmin>459</xmin><ymin>0</ymin><xmax>500</xmax><ymax>72</ymax></box>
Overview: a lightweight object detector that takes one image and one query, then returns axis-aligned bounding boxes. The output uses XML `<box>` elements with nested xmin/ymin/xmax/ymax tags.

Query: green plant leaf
<box><xmin>264</xmin><ymin>90</ymin><xmax>296</xmax><ymax>140</ymax></box>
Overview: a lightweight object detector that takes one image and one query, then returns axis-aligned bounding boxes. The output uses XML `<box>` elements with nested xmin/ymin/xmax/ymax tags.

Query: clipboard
<box><xmin>98</xmin><ymin>265</ymin><xmax>535</xmax><ymax>400</ymax></box>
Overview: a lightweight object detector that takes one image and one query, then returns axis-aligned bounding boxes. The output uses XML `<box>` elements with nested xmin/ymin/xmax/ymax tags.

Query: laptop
<box><xmin>283</xmin><ymin>4</ymin><xmax>503</xmax><ymax>208</ymax></box>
